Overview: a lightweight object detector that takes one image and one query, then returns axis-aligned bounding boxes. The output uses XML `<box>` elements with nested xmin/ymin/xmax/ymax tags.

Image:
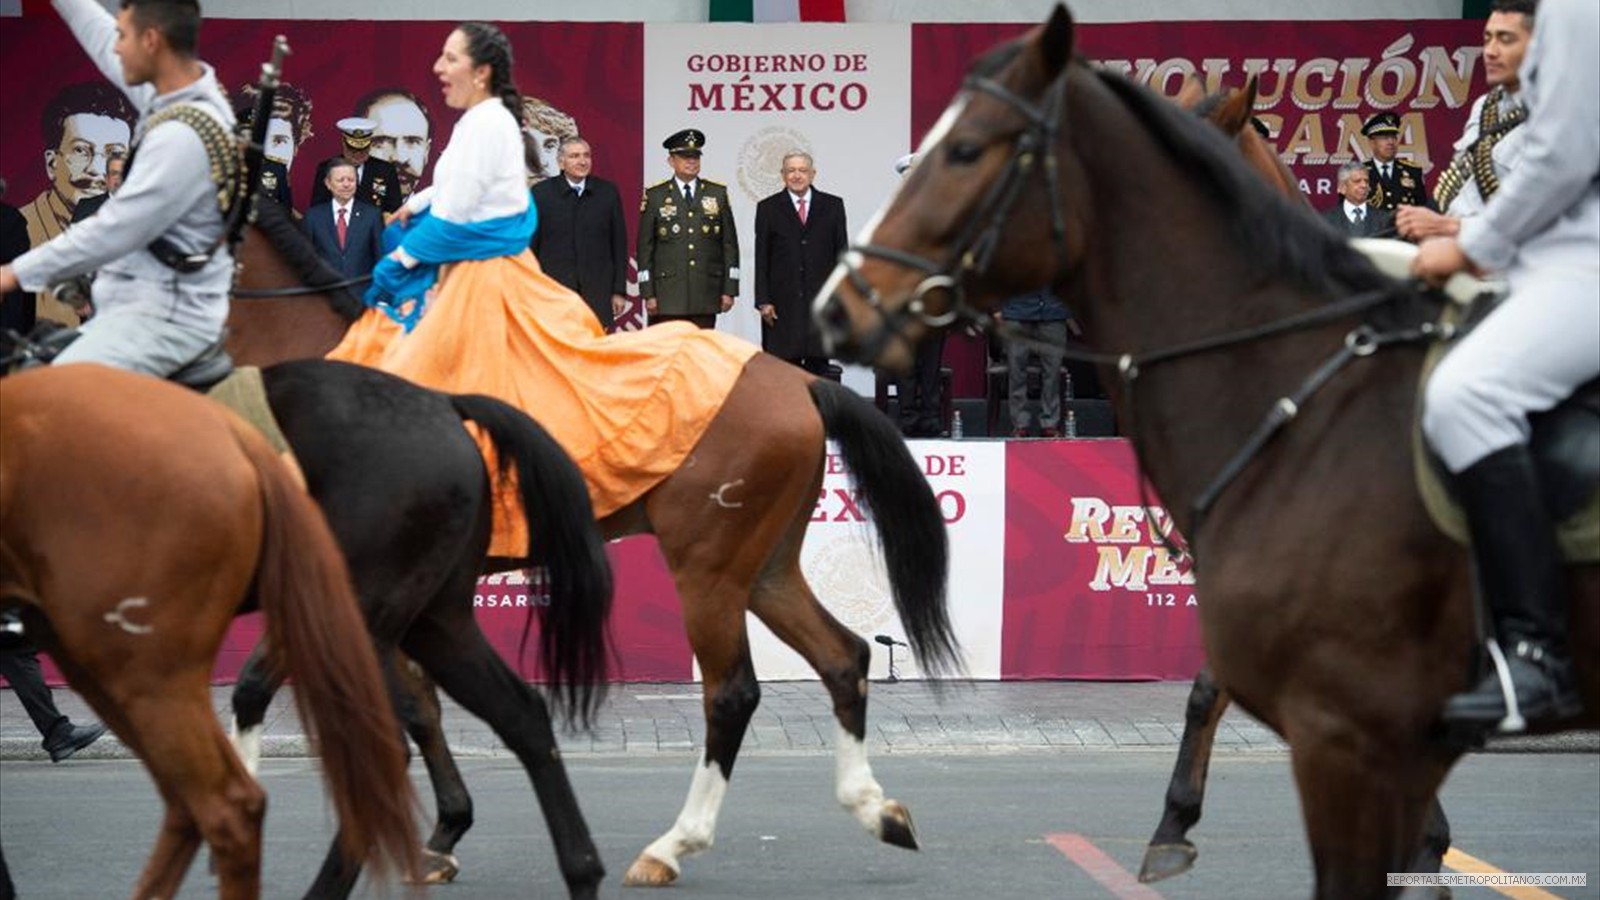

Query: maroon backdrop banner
<box><xmin>1002</xmin><ymin>440</ymin><xmax>1202</xmax><ymax>680</ymax></box>
<box><xmin>0</xmin><ymin>18</ymin><xmax>643</xmax><ymax>254</ymax></box>
<box><xmin>911</xmin><ymin>19</ymin><xmax>1483</xmax><ymax>395</ymax></box>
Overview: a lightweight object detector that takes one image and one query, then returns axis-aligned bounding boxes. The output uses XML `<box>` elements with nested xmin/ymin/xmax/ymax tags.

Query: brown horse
<box><xmin>0</xmin><ymin>365</ymin><xmax>418</xmax><ymax>897</ymax></box>
<box><xmin>222</xmin><ymin>201</ymin><xmax>961</xmax><ymax>888</ymax></box>
<box><xmin>814</xmin><ymin>6</ymin><xmax>1598</xmax><ymax>898</ymax></box>
<box><xmin>1140</xmin><ymin>80</ymin><xmax>1462</xmax><ymax>888</ymax></box>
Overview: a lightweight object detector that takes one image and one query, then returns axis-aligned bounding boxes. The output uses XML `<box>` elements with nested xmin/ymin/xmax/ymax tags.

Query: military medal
<box><xmin>672</xmin><ymin>223</ymin><xmax>680</xmax><ymax>234</ymax></box>
<box><xmin>661</xmin><ymin>201</ymin><xmax>677</xmax><ymax>219</ymax></box>
<box><xmin>702</xmin><ymin>195</ymin><xmax>719</xmax><ymax>216</ymax></box>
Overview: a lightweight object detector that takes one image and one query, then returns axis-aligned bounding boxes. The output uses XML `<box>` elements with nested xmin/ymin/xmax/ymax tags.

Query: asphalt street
<box><xmin>2</xmin><ymin>751</ymin><xmax>1595</xmax><ymax>899</ymax></box>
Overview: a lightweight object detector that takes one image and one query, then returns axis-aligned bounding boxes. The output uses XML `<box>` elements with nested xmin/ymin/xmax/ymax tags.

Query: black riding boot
<box><xmin>1442</xmin><ymin>444</ymin><xmax>1581</xmax><ymax>731</ymax></box>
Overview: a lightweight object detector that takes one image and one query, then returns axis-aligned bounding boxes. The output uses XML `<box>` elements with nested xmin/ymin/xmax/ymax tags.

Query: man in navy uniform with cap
<box><xmin>636</xmin><ymin>128</ymin><xmax>739</xmax><ymax>329</ymax></box>
<box><xmin>310</xmin><ymin>117</ymin><xmax>403</xmax><ymax>214</ymax></box>
<box><xmin>1362</xmin><ymin>111</ymin><xmax>1433</xmax><ymax>213</ymax></box>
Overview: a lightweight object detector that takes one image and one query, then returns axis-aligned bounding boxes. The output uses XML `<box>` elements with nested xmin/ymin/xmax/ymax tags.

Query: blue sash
<box><xmin>364</xmin><ymin>196</ymin><xmax>538</xmax><ymax>332</ymax></box>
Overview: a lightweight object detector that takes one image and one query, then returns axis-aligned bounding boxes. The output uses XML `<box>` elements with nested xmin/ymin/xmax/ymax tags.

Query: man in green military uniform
<box><xmin>1362</xmin><ymin>111</ymin><xmax>1434</xmax><ymax>215</ymax></box>
<box><xmin>637</xmin><ymin>128</ymin><xmax>739</xmax><ymax>329</ymax></box>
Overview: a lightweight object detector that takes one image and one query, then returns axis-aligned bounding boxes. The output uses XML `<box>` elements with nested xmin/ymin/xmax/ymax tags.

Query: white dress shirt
<box><xmin>1343</xmin><ymin>200</ymin><xmax>1368</xmax><ymax>223</ymax></box>
<box><xmin>403</xmin><ymin>98</ymin><xmax>528</xmax><ymax>224</ymax></box>
<box><xmin>790</xmin><ymin>188</ymin><xmax>813</xmax><ymax>218</ymax></box>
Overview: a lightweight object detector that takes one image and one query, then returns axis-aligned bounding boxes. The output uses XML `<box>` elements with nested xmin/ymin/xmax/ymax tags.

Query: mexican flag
<box><xmin>709</xmin><ymin>0</ymin><xmax>846</xmax><ymax>22</ymax></box>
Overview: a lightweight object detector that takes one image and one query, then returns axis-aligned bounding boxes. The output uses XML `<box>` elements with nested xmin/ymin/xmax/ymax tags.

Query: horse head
<box><xmin>814</xmin><ymin>3</ymin><xmax>1078</xmax><ymax>373</ymax></box>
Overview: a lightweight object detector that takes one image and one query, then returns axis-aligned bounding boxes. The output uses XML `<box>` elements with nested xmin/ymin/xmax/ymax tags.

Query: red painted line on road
<box><xmin>1046</xmin><ymin>833</ymin><xmax>1167</xmax><ymax>900</ymax></box>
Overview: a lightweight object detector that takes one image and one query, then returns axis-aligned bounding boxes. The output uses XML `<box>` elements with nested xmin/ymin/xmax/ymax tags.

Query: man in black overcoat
<box><xmin>530</xmin><ymin>137</ymin><xmax>629</xmax><ymax>330</ymax></box>
<box><xmin>753</xmin><ymin>150</ymin><xmax>846</xmax><ymax>374</ymax></box>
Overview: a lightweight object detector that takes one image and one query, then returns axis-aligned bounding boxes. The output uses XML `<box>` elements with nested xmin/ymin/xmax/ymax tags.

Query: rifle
<box><xmin>227</xmin><ymin>35</ymin><xmax>292</xmax><ymax>253</ymax></box>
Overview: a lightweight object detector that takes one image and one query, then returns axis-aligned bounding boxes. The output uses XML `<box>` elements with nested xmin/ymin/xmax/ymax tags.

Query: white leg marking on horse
<box><xmin>640</xmin><ymin>756</ymin><xmax>730</xmax><ymax>874</ymax></box>
<box><xmin>710</xmin><ymin>479</ymin><xmax>746</xmax><ymax>509</ymax></box>
<box><xmin>835</xmin><ymin>722</ymin><xmax>888</xmax><ymax>836</ymax></box>
<box><xmin>231</xmin><ymin>722</ymin><xmax>264</xmax><ymax>778</ymax></box>
<box><xmin>103</xmin><ymin>597</ymin><xmax>153</xmax><ymax>635</ymax></box>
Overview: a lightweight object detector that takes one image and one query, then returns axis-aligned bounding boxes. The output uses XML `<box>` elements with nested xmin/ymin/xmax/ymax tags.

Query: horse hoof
<box><xmin>405</xmin><ymin>849</ymin><xmax>461</xmax><ymax>884</ymax></box>
<box><xmin>1137</xmin><ymin>841</ymin><xmax>1197</xmax><ymax>883</ymax></box>
<box><xmin>879</xmin><ymin>800</ymin><xmax>919</xmax><ymax>851</ymax></box>
<box><xmin>623</xmin><ymin>853</ymin><xmax>678</xmax><ymax>887</ymax></box>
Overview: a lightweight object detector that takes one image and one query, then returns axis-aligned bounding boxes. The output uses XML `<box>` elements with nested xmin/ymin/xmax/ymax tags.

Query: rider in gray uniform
<box><xmin>1414</xmin><ymin>0</ymin><xmax>1599</xmax><ymax>732</ymax></box>
<box><xmin>0</xmin><ymin>0</ymin><xmax>234</xmax><ymax>377</ymax></box>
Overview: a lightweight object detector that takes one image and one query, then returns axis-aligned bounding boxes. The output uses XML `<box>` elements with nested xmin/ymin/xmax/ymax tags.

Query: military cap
<box><xmin>336</xmin><ymin>116</ymin><xmax>378</xmax><ymax>149</ymax></box>
<box><xmin>1361</xmin><ymin>111</ymin><xmax>1401</xmax><ymax>138</ymax></box>
<box><xmin>893</xmin><ymin>153</ymin><xmax>917</xmax><ymax>175</ymax></box>
<box><xmin>663</xmin><ymin>128</ymin><xmax>706</xmax><ymax>156</ymax></box>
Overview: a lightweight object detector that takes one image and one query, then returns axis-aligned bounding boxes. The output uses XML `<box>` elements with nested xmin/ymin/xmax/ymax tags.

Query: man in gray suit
<box><xmin>1319</xmin><ymin>162</ymin><xmax>1394</xmax><ymax>238</ymax></box>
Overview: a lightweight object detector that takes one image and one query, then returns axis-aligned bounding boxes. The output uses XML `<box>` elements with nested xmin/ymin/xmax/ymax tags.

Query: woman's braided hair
<box><xmin>457</xmin><ymin>21</ymin><xmax>538</xmax><ymax>173</ymax></box>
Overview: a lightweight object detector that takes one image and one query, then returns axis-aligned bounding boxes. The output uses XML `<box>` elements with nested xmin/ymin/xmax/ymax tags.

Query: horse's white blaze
<box><xmin>813</xmin><ymin>94</ymin><xmax>970</xmax><ymax>325</ymax></box>
<box><xmin>231</xmin><ymin>721</ymin><xmax>264</xmax><ymax>778</ymax></box>
<box><xmin>834</xmin><ymin>723</ymin><xmax>888</xmax><ymax>836</ymax></box>
<box><xmin>639</xmin><ymin>756</ymin><xmax>730</xmax><ymax>874</ymax></box>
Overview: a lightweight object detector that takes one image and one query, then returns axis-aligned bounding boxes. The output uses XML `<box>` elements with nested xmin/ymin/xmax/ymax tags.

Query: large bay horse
<box><xmin>0</xmin><ymin>366</ymin><xmax>417</xmax><ymax>897</ymax></box>
<box><xmin>1140</xmin><ymin>80</ymin><xmax>1460</xmax><ymax>887</ymax></box>
<box><xmin>223</xmin><ymin>199</ymin><xmax>961</xmax><ymax>888</ymax></box>
<box><xmin>3</xmin><ymin>317</ymin><xmax>615</xmax><ymax>897</ymax></box>
<box><xmin>814</xmin><ymin>6</ymin><xmax>1598</xmax><ymax>898</ymax></box>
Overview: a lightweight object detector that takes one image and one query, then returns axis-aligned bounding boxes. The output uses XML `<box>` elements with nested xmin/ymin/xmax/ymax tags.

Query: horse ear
<box><xmin>1173</xmin><ymin>76</ymin><xmax>1205</xmax><ymax>110</ymax></box>
<box><xmin>1214</xmin><ymin>80</ymin><xmax>1257</xmax><ymax>137</ymax></box>
<box><xmin>1037</xmin><ymin>3</ymin><xmax>1075</xmax><ymax>80</ymax></box>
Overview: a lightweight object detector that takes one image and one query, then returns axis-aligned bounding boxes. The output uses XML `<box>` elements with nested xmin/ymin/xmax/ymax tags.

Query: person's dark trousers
<box><xmin>0</xmin><ymin>290</ymin><xmax>35</xmax><ymax>336</ymax></box>
<box><xmin>896</xmin><ymin>333</ymin><xmax>946</xmax><ymax>437</ymax></box>
<box><xmin>1442</xmin><ymin>444</ymin><xmax>1580</xmax><ymax>727</ymax></box>
<box><xmin>789</xmin><ymin>356</ymin><xmax>833</xmax><ymax>376</ymax></box>
<box><xmin>0</xmin><ymin>649</ymin><xmax>69</xmax><ymax>744</ymax></box>
<box><xmin>649</xmin><ymin>313</ymin><xmax>716</xmax><ymax>329</ymax></box>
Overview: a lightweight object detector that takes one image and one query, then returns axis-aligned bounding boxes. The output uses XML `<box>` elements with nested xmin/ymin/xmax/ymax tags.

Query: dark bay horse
<box><xmin>2</xmin><ymin>321</ymin><xmax>615</xmax><ymax>897</ymax></box>
<box><xmin>0</xmin><ymin>365</ymin><xmax>417</xmax><ymax>897</ymax></box>
<box><xmin>223</xmin><ymin>200</ymin><xmax>961</xmax><ymax>888</ymax></box>
<box><xmin>1140</xmin><ymin>79</ymin><xmax>1461</xmax><ymax>889</ymax></box>
<box><xmin>814</xmin><ymin>6</ymin><xmax>1598</xmax><ymax>898</ymax></box>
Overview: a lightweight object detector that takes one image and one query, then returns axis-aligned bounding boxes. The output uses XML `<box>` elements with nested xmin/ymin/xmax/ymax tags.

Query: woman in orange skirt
<box><xmin>330</xmin><ymin>22</ymin><xmax>757</xmax><ymax>556</ymax></box>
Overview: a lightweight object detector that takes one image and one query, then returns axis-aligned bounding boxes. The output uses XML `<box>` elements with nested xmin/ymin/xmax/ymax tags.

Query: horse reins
<box><xmin>839</xmin><ymin>63</ymin><xmax>1454</xmax><ymax>564</ymax></box>
<box><xmin>232</xmin><ymin>273</ymin><xmax>372</xmax><ymax>299</ymax></box>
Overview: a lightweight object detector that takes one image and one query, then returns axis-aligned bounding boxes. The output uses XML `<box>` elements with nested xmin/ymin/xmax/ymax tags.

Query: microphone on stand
<box><xmin>874</xmin><ymin>634</ymin><xmax>908</xmax><ymax>683</ymax></box>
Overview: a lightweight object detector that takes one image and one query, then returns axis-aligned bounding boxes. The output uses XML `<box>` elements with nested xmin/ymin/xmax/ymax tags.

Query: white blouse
<box><xmin>405</xmin><ymin>97</ymin><xmax>529</xmax><ymax>224</ymax></box>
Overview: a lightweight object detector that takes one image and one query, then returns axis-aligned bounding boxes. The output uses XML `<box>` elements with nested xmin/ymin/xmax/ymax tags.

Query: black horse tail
<box><xmin>449</xmin><ymin>393</ymin><xmax>614</xmax><ymax>727</ymax></box>
<box><xmin>808</xmin><ymin>379</ymin><xmax>962</xmax><ymax>677</ymax></box>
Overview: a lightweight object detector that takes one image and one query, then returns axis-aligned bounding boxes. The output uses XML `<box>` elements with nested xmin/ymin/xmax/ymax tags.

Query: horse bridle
<box><xmin>838</xmin><ymin>72</ymin><xmax>1070</xmax><ymax>364</ymax></box>
<box><xmin>837</xmin><ymin>65</ymin><xmax>1450</xmax><ymax>565</ymax></box>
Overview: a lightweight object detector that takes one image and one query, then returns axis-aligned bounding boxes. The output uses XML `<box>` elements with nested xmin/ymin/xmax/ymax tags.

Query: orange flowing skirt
<box><xmin>327</xmin><ymin>250</ymin><xmax>758</xmax><ymax>557</ymax></box>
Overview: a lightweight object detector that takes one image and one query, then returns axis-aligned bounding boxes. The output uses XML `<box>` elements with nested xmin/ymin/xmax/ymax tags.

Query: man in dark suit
<box><xmin>309</xmin><ymin>118</ymin><xmax>403</xmax><ymax>215</ymax></box>
<box><xmin>530</xmin><ymin>137</ymin><xmax>628</xmax><ymax>331</ymax></box>
<box><xmin>637</xmin><ymin>129</ymin><xmax>739</xmax><ymax>329</ymax></box>
<box><xmin>303</xmin><ymin>158</ymin><xmax>383</xmax><ymax>279</ymax></box>
<box><xmin>1361</xmin><ymin>111</ymin><xmax>1433</xmax><ymax>214</ymax></box>
<box><xmin>1</xmin><ymin>177</ymin><xmax>37</xmax><ymax>335</ymax></box>
<box><xmin>1321</xmin><ymin>161</ymin><xmax>1395</xmax><ymax>238</ymax></box>
<box><xmin>754</xmin><ymin>151</ymin><xmax>846</xmax><ymax>374</ymax></box>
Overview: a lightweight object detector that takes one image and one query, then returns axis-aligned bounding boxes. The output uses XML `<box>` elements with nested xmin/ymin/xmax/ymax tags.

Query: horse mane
<box><xmin>250</xmin><ymin>196</ymin><xmax>366</xmax><ymax>321</ymax></box>
<box><xmin>1090</xmin><ymin>69</ymin><xmax>1394</xmax><ymax>298</ymax></box>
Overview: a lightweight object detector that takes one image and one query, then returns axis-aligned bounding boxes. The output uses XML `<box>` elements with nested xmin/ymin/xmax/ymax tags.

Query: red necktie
<box><xmin>336</xmin><ymin>207</ymin><xmax>348</xmax><ymax>250</ymax></box>
<box><xmin>797</xmin><ymin>197</ymin><xmax>808</xmax><ymax>225</ymax></box>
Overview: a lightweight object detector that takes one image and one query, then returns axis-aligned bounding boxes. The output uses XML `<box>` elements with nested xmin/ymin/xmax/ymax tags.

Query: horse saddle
<box><xmin>17</xmin><ymin>324</ymin><xmax>236</xmax><ymax>391</ymax></box>
<box><xmin>6</xmin><ymin>326</ymin><xmax>291</xmax><ymax>456</ymax></box>
<box><xmin>1413</xmin><ymin>297</ymin><xmax>1600</xmax><ymax>563</ymax></box>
